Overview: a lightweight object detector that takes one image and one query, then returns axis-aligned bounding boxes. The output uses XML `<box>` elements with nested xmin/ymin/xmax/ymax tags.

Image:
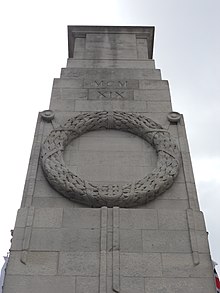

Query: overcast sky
<box><xmin>0</xmin><ymin>0</ymin><xmax>219</xmax><ymax>271</ymax></box>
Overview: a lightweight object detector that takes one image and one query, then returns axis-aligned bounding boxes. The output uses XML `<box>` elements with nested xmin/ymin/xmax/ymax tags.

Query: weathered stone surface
<box><xmin>76</xmin><ymin>276</ymin><xmax>99</xmax><ymax>293</ymax></box>
<box><xmin>161</xmin><ymin>253</ymin><xmax>213</xmax><ymax>277</ymax></box>
<box><xmin>7</xmin><ymin>251</ymin><xmax>58</xmax><ymax>275</ymax></box>
<box><xmin>120</xmin><ymin>209</ymin><xmax>158</xmax><ymax>229</ymax></box>
<box><xmin>120</xmin><ymin>277</ymin><xmax>145</xmax><ymax>293</ymax></box>
<box><xmin>3</xmin><ymin>276</ymin><xmax>76</xmax><ymax>293</ymax></box>
<box><xmin>29</xmin><ymin>228</ymin><xmax>100</xmax><ymax>252</ymax></box>
<box><xmin>58</xmin><ymin>252</ymin><xmax>99</xmax><ymax>276</ymax></box>
<box><xmin>3</xmin><ymin>25</ymin><xmax>214</xmax><ymax>293</ymax></box>
<box><xmin>158</xmin><ymin>209</ymin><xmax>188</xmax><ymax>230</ymax></box>
<box><xmin>120</xmin><ymin>253</ymin><xmax>162</xmax><ymax>277</ymax></box>
<box><xmin>142</xmin><ymin>230</ymin><xmax>191</xmax><ymax>253</ymax></box>
<box><xmin>144</xmin><ymin>277</ymin><xmax>216</xmax><ymax>293</ymax></box>
<box><xmin>67</xmin><ymin>59</ymin><xmax>156</xmax><ymax>69</ymax></box>
<box><xmin>33</xmin><ymin>208</ymin><xmax>63</xmax><ymax>227</ymax></box>
<box><xmin>51</xmin><ymin>88</ymin><xmax>88</xmax><ymax>99</ymax></box>
<box><xmin>61</xmin><ymin>68</ymin><xmax>162</xmax><ymax>80</ymax></box>
<box><xmin>139</xmin><ymin>79</ymin><xmax>169</xmax><ymax>90</ymax></box>
<box><xmin>62</xmin><ymin>208</ymin><xmax>100</xmax><ymax>228</ymax></box>
<box><xmin>15</xmin><ymin>208</ymin><xmax>28</xmax><ymax>227</ymax></box>
<box><xmin>53</xmin><ymin>78</ymin><xmax>84</xmax><ymax>89</ymax></box>
<box><xmin>134</xmin><ymin>89</ymin><xmax>170</xmax><ymax>101</ymax></box>
<box><xmin>10</xmin><ymin>227</ymin><xmax>25</xmax><ymax>250</ymax></box>
<box><xmin>147</xmin><ymin>100</ymin><xmax>172</xmax><ymax>112</ymax></box>
<box><xmin>120</xmin><ymin>229</ymin><xmax>143</xmax><ymax>252</ymax></box>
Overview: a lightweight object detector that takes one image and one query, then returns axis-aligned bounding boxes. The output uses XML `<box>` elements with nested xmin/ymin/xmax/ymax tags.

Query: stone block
<box><xmin>76</xmin><ymin>276</ymin><xmax>99</xmax><ymax>293</ymax></box>
<box><xmin>67</xmin><ymin>59</ymin><xmax>156</xmax><ymax>69</ymax></box>
<box><xmin>181</xmin><ymin>151</ymin><xmax>196</xmax><ymax>183</ymax></box>
<box><xmin>30</xmin><ymin>228</ymin><xmax>61</xmax><ymax>251</ymax></box>
<box><xmin>147</xmin><ymin>101</ymin><xmax>172</xmax><ymax>112</ymax></box>
<box><xmin>137</xmin><ymin>38</ymin><xmax>148</xmax><ymax>59</ymax></box>
<box><xmin>32</xmin><ymin>197</ymin><xmax>85</xmax><ymax>208</ymax></box>
<box><xmin>73</xmin><ymin>37</ymin><xmax>85</xmax><ymax>58</ymax></box>
<box><xmin>30</xmin><ymin>227</ymin><xmax>100</xmax><ymax>252</ymax></box>
<box><xmin>58</xmin><ymin>252</ymin><xmax>99</xmax><ymax>276</ymax></box>
<box><xmin>61</xmin><ymin>68</ymin><xmax>161</xmax><ymax>80</ymax></box>
<box><xmin>143</xmin><ymin>199</ymin><xmax>189</xmax><ymax>210</ymax></box>
<box><xmin>187</xmin><ymin>183</ymin><xmax>199</xmax><ymax>206</ymax></box>
<box><xmin>62</xmin><ymin>208</ymin><xmax>100</xmax><ymax>228</ymax></box>
<box><xmin>33</xmin><ymin>208</ymin><xmax>63</xmax><ymax>227</ymax></box>
<box><xmin>120</xmin><ymin>229</ymin><xmax>143</xmax><ymax>252</ymax></box>
<box><xmin>7</xmin><ymin>251</ymin><xmax>58</xmax><ymax>275</ymax></box>
<box><xmin>74</xmin><ymin>100</ymin><xmax>147</xmax><ymax>112</ymax></box>
<box><xmin>193</xmin><ymin>211</ymin><xmax>206</xmax><ymax>231</ymax></box>
<box><xmin>51</xmin><ymin>88</ymin><xmax>88</xmax><ymax>99</ymax></box>
<box><xmin>36</xmin><ymin>163</ymin><xmax>47</xmax><ymax>181</ymax></box>
<box><xmin>84</xmin><ymin>33</ymin><xmax>137</xmax><ymax>59</ymax></box>
<box><xmin>53</xmin><ymin>78</ymin><xmax>83</xmax><ymax>88</ymax></box>
<box><xmin>196</xmin><ymin>231</ymin><xmax>210</xmax><ymax>253</ymax></box>
<box><xmin>120</xmin><ymin>277</ymin><xmax>145</xmax><ymax>293</ymax></box>
<box><xmin>161</xmin><ymin>253</ymin><xmax>213</xmax><ymax>277</ymax></box>
<box><xmin>144</xmin><ymin>277</ymin><xmax>216</xmax><ymax>293</ymax></box>
<box><xmin>3</xmin><ymin>275</ymin><xmax>76</xmax><ymax>293</ymax></box>
<box><xmin>34</xmin><ymin>179</ymin><xmax>60</xmax><ymax>198</ymax></box>
<box><xmin>167</xmin><ymin>124</ymin><xmax>179</xmax><ymax>138</ymax></box>
<box><xmin>120</xmin><ymin>253</ymin><xmax>162</xmax><ymax>277</ymax></box>
<box><xmin>67</xmin><ymin>150</ymin><xmax>156</xmax><ymax>168</ymax></box>
<box><xmin>161</xmin><ymin>182</ymin><xmax>188</xmax><ymax>200</ymax></box>
<box><xmin>77</xmin><ymin>164</ymin><xmax>153</xmax><ymax>182</ymax></box>
<box><xmin>15</xmin><ymin>208</ymin><xmax>28</xmax><ymax>227</ymax></box>
<box><xmin>134</xmin><ymin>89</ymin><xmax>170</xmax><ymax>101</ymax></box>
<box><xmin>141</xmin><ymin>112</ymin><xmax>170</xmax><ymax>127</ymax></box>
<box><xmin>142</xmin><ymin>230</ymin><xmax>191</xmax><ymax>253</ymax></box>
<box><xmin>139</xmin><ymin>80</ymin><xmax>169</xmax><ymax>90</ymax></box>
<box><xmin>88</xmin><ymin>89</ymin><xmax>134</xmax><ymax>100</ymax></box>
<box><xmin>10</xmin><ymin>227</ymin><xmax>25</xmax><ymax>250</ymax></box>
<box><xmin>77</xmin><ymin>130</ymin><xmax>152</xmax><ymax>152</ymax></box>
<box><xmin>84</xmin><ymin>48</ymin><xmax>138</xmax><ymax>60</ymax></box>
<box><xmin>74</xmin><ymin>100</ymin><xmax>113</xmax><ymax>112</ymax></box>
<box><xmin>84</xmin><ymin>79</ymin><xmax>139</xmax><ymax>89</ymax></box>
<box><xmin>120</xmin><ymin>209</ymin><xmax>158</xmax><ymax>229</ymax></box>
<box><xmin>50</xmin><ymin>99</ymin><xmax>75</xmax><ymax>112</ymax></box>
<box><xmin>61</xmin><ymin>228</ymin><xmax>100</xmax><ymax>252</ymax></box>
<box><xmin>158</xmin><ymin>210</ymin><xmax>188</xmax><ymax>230</ymax></box>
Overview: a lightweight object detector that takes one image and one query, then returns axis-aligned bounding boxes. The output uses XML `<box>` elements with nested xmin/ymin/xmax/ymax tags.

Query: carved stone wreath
<box><xmin>41</xmin><ymin>111</ymin><xmax>180</xmax><ymax>207</ymax></box>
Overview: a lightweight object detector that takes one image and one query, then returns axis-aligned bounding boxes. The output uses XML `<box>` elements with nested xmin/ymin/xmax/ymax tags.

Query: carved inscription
<box><xmin>89</xmin><ymin>89</ymin><xmax>133</xmax><ymax>100</ymax></box>
<box><xmin>84</xmin><ymin>79</ymin><xmax>139</xmax><ymax>89</ymax></box>
<box><xmin>84</xmin><ymin>79</ymin><xmax>138</xmax><ymax>100</ymax></box>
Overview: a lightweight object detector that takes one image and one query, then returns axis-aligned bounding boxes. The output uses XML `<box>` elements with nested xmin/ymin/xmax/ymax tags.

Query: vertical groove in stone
<box><xmin>21</xmin><ymin>114</ymin><xmax>44</xmax><ymax>208</ymax></box>
<box><xmin>177</xmin><ymin>121</ymin><xmax>199</xmax><ymax>210</ymax></box>
<box><xmin>112</xmin><ymin>207</ymin><xmax>120</xmax><ymax>293</ymax></box>
<box><xmin>99</xmin><ymin>206</ymin><xmax>108</xmax><ymax>293</ymax></box>
<box><xmin>20</xmin><ymin>206</ymin><xmax>35</xmax><ymax>264</ymax></box>
<box><xmin>186</xmin><ymin>209</ymin><xmax>200</xmax><ymax>265</ymax></box>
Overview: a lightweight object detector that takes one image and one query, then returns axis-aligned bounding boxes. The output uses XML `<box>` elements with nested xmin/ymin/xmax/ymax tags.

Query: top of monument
<box><xmin>67</xmin><ymin>25</ymin><xmax>155</xmax><ymax>59</ymax></box>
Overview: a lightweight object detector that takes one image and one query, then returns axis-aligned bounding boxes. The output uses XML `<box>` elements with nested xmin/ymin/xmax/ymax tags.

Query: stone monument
<box><xmin>2</xmin><ymin>26</ymin><xmax>216</xmax><ymax>293</ymax></box>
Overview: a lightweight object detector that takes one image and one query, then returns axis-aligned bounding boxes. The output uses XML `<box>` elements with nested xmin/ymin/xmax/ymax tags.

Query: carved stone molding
<box><xmin>41</xmin><ymin>111</ymin><xmax>181</xmax><ymax>207</ymax></box>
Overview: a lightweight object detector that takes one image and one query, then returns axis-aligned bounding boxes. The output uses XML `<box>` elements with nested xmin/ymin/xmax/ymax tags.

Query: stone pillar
<box><xmin>2</xmin><ymin>26</ymin><xmax>216</xmax><ymax>293</ymax></box>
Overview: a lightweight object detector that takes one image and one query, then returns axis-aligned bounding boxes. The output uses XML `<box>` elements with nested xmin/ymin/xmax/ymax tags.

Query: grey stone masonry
<box><xmin>2</xmin><ymin>26</ymin><xmax>216</xmax><ymax>293</ymax></box>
